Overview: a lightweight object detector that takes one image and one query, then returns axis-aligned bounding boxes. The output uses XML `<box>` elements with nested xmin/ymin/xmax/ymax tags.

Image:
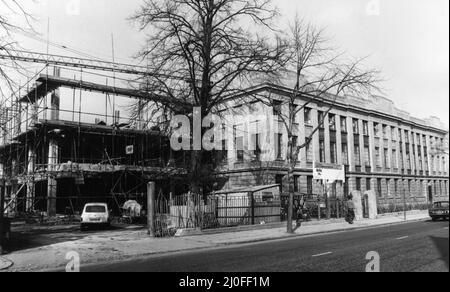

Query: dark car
<box><xmin>1</xmin><ymin>218</ymin><xmax>11</xmax><ymax>241</ymax></box>
<box><xmin>429</xmin><ymin>201</ymin><xmax>449</xmax><ymax>221</ymax></box>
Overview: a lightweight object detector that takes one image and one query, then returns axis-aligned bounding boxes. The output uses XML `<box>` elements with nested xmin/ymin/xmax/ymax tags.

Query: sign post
<box><xmin>313</xmin><ymin>163</ymin><xmax>346</xmax><ymax>220</ymax></box>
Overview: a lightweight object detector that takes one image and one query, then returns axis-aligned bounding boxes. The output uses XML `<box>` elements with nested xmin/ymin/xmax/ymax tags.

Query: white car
<box><xmin>80</xmin><ymin>203</ymin><xmax>111</xmax><ymax>230</ymax></box>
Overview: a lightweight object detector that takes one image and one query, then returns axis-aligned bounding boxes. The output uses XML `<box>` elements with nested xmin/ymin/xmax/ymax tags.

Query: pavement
<box><xmin>82</xmin><ymin>220</ymin><xmax>449</xmax><ymax>272</ymax></box>
<box><xmin>0</xmin><ymin>210</ymin><xmax>438</xmax><ymax>272</ymax></box>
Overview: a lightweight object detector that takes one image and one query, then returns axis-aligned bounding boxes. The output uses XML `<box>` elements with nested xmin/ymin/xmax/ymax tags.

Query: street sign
<box><xmin>313</xmin><ymin>162</ymin><xmax>346</xmax><ymax>182</ymax></box>
<box><xmin>126</xmin><ymin>145</ymin><xmax>134</xmax><ymax>155</ymax></box>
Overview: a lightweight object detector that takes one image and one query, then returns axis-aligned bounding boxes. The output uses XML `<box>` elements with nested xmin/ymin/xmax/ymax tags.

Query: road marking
<box><xmin>444</xmin><ymin>227</ymin><xmax>449</xmax><ymax>230</ymax></box>
<box><xmin>312</xmin><ymin>252</ymin><xmax>333</xmax><ymax>257</ymax></box>
<box><xmin>396</xmin><ymin>236</ymin><xmax>409</xmax><ymax>240</ymax></box>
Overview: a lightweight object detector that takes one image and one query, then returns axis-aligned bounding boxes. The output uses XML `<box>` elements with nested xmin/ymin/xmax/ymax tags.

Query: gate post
<box><xmin>250</xmin><ymin>192</ymin><xmax>255</xmax><ymax>225</ymax></box>
<box><xmin>147</xmin><ymin>182</ymin><xmax>156</xmax><ymax>237</ymax></box>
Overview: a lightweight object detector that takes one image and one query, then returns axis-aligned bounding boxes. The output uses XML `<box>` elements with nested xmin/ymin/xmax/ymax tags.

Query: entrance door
<box><xmin>428</xmin><ymin>185</ymin><xmax>433</xmax><ymax>205</ymax></box>
<box><xmin>362</xmin><ymin>194</ymin><xmax>369</xmax><ymax>219</ymax></box>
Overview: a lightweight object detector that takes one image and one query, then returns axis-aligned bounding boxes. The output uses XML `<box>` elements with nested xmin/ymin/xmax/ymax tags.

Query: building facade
<box><xmin>219</xmin><ymin>83</ymin><xmax>449</xmax><ymax>210</ymax></box>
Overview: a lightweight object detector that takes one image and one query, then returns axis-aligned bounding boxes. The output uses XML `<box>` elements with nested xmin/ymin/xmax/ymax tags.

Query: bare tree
<box><xmin>0</xmin><ymin>0</ymin><xmax>35</xmax><ymax>105</ymax></box>
<box><xmin>130</xmin><ymin>0</ymin><xmax>286</xmax><ymax>193</ymax></box>
<box><xmin>259</xmin><ymin>17</ymin><xmax>383</xmax><ymax>233</ymax></box>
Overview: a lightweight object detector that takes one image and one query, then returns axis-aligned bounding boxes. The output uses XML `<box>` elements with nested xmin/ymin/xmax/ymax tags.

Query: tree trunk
<box><xmin>287</xmin><ymin>137</ymin><xmax>295</xmax><ymax>234</ymax></box>
<box><xmin>190</xmin><ymin>150</ymin><xmax>202</xmax><ymax>195</ymax></box>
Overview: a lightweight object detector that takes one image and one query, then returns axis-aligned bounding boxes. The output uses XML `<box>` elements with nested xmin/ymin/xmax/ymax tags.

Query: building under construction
<box><xmin>0</xmin><ymin>63</ymin><xmax>189</xmax><ymax>218</ymax></box>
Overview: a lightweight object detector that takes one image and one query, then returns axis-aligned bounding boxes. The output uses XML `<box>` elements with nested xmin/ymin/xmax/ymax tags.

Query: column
<box><xmin>8</xmin><ymin>160</ymin><xmax>18</xmax><ymax>214</ymax></box>
<box><xmin>47</xmin><ymin>138</ymin><xmax>59</xmax><ymax>217</ymax></box>
<box><xmin>408</xmin><ymin>130</ymin><xmax>416</xmax><ymax>174</ymax></box>
<box><xmin>426</xmin><ymin>135</ymin><xmax>432</xmax><ymax>175</ymax></box>
<box><xmin>335</xmin><ymin>114</ymin><xmax>343</xmax><ymax>165</ymax></box>
<box><xmin>346</xmin><ymin>116</ymin><xmax>355</xmax><ymax>172</ymax></box>
<box><xmin>419</xmin><ymin>132</ymin><xmax>425</xmax><ymax>174</ymax></box>
<box><xmin>413</xmin><ymin>133</ymin><xmax>420</xmax><ymax>174</ymax></box>
<box><xmin>358</xmin><ymin>120</ymin><xmax>365</xmax><ymax>169</ymax></box>
<box><xmin>401</xmin><ymin>129</ymin><xmax>408</xmax><ymax>172</ymax></box>
<box><xmin>368</xmin><ymin>120</ymin><xmax>376</xmax><ymax>173</ymax></box>
<box><xmin>387</xmin><ymin>125</ymin><xmax>393</xmax><ymax>171</ymax></box>
<box><xmin>311</xmin><ymin>108</ymin><xmax>320</xmax><ymax>165</ymax></box>
<box><xmin>298</xmin><ymin>106</ymin><xmax>307</xmax><ymax>168</ymax></box>
<box><xmin>26</xmin><ymin>147</ymin><xmax>36</xmax><ymax>212</ymax></box>
<box><xmin>50</xmin><ymin>67</ymin><xmax>61</xmax><ymax>121</ymax></box>
<box><xmin>324</xmin><ymin>113</ymin><xmax>331</xmax><ymax>163</ymax></box>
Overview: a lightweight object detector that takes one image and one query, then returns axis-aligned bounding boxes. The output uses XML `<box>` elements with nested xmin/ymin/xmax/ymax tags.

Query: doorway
<box><xmin>428</xmin><ymin>185</ymin><xmax>433</xmax><ymax>205</ymax></box>
<box><xmin>362</xmin><ymin>194</ymin><xmax>370</xmax><ymax>219</ymax></box>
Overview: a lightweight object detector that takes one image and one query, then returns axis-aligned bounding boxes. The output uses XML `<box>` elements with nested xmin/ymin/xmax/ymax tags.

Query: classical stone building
<box><xmin>218</xmin><ymin>82</ymin><xmax>449</xmax><ymax>210</ymax></box>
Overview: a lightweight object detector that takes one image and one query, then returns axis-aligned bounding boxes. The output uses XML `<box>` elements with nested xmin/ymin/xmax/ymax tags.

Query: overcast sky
<box><xmin>7</xmin><ymin>0</ymin><xmax>450</xmax><ymax>128</ymax></box>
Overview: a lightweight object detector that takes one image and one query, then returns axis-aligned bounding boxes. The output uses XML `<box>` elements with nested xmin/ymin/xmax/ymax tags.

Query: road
<box><xmin>81</xmin><ymin>220</ymin><xmax>449</xmax><ymax>272</ymax></box>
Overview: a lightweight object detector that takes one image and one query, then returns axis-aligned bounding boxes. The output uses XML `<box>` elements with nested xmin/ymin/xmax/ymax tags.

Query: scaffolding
<box><xmin>0</xmin><ymin>64</ymin><xmax>188</xmax><ymax>219</ymax></box>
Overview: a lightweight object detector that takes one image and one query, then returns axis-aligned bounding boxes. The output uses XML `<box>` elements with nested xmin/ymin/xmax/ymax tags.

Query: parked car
<box><xmin>80</xmin><ymin>203</ymin><xmax>111</xmax><ymax>230</ymax></box>
<box><xmin>429</xmin><ymin>201</ymin><xmax>449</xmax><ymax>222</ymax></box>
<box><xmin>1</xmin><ymin>218</ymin><xmax>11</xmax><ymax>242</ymax></box>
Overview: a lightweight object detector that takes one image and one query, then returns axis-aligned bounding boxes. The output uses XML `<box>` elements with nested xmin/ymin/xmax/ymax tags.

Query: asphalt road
<box><xmin>81</xmin><ymin>220</ymin><xmax>449</xmax><ymax>272</ymax></box>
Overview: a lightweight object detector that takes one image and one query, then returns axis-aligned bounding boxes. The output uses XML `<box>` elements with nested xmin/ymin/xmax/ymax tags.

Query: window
<box><xmin>374</xmin><ymin>123</ymin><xmax>380</xmax><ymax>137</ymax></box>
<box><xmin>406</xmin><ymin>150</ymin><xmax>411</xmax><ymax>169</ymax></box>
<box><xmin>354</xmin><ymin>145</ymin><xmax>361</xmax><ymax>165</ymax></box>
<box><xmin>356</xmin><ymin>178</ymin><xmax>362</xmax><ymax>191</ymax></box>
<box><xmin>363</xmin><ymin>121</ymin><xmax>369</xmax><ymax>136</ymax></box>
<box><xmin>275</xmin><ymin>175</ymin><xmax>284</xmax><ymax>193</ymax></box>
<box><xmin>394</xmin><ymin>179</ymin><xmax>399</xmax><ymax>196</ymax></box>
<box><xmin>353</xmin><ymin>119</ymin><xmax>359</xmax><ymax>134</ymax></box>
<box><xmin>377</xmin><ymin>179</ymin><xmax>382</xmax><ymax>197</ymax></box>
<box><xmin>85</xmin><ymin>205</ymin><xmax>106</xmax><ymax>213</ymax></box>
<box><xmin>319</xmin><ymin>141</ymin><xmax>326</xmax><ymax>163</ymax></box>
<box><xmin>276</xmin><ymin>133</ymin><xmax>283</xmax><ymax>160</ymax></box>
<box><xmin>387</xmin><ymin>179</ymin><xmax>392</xmax><ymax>196</ymax></box>
<box><xmin>251</xmin><ymin>133</ymin><xmax>261</xmax><ymax>161</ymax></box>
<box><xmin>366</xmin><ymin>178</ymin><xmax>372</xmax><ymax>191</ymax></box>
<box><xmin>329</xmin><ymin>114</ymin><xmax>336</xmax><ymax>131</ymax></box>
<box><xmin>391</xmin><ymin>127</ymin><xmax>397</xmax><ymax>141</ymax></box>
<box><xmin>306</xmin><ymin>143</ymin><xmax>313</xmax><ymax>163</ymax></box>
<box><xmin>307</xmin><ymin>176</ymin><xmax>313</xmax><ymax>195</ymax></box>
<box><xmin>382</xmin><ymin>125</ymin><xmax>388</xmax><ymax>139</ymax></box>
<box><xmin>318</xmin><ymin>111</ymin><xmax>325</xmax><ymax>128</ymax></box>
<box><xmin>304</xmin><ymin>108</ymin><xmax>312</xmax><ymax>125</ymax></box>
<box><xmin>291</xmin><ymin>135</ymin><xmax>298</xmax><ymax>150</ymax></box>
<box><xmin>364</xmin><ymin>146</ymin><xmax>371</xmax><ymax>166</ymax></box>
<box><xmin>400</xmin><ymin>150</ymin><xmax>404</xmax><ymax>169</ymax></box>
<box><xmin>273</xmin><ymin>100</ymin><xmax>282</xmax><ymax>116</ymax></box>
<box><xmin>392</xmin><ymin>149</ymin><xmax>398</xmax><ymax>168</ymax></box>
<box><xmin>384</xmin><ymin>148</ymin><xmax>389</xmax><ymax>168</ymax></box>
<box><xmin>294</xmin><ymin>176</ymin><xmax>300</xmax><ymax>193</ymax></box>
<box><xmin>234</xmin><ymin>126</ymin><xmax>244</xmax><ymax>163</ymax></box>
<box><xmin>341</xmin><ymin>117</ymin><xmax>347</xmax><ymax>133</ymax></box>
<box><xmin>342</xmin><ymin>144</ymin><xmax>349</xmax><ymax>165</ymax></box>
<box><xmin>330</xmin><ymin>142</ymin><xmax>337</xmax><ymax>164</ymax></box>
<box><xmin>375</xmin><ymin>147</ymin><xmax>381</xmax><ymax>167</ymax></box>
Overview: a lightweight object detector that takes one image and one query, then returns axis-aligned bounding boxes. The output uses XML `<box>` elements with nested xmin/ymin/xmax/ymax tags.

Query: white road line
<box><xmin>312</xmin><ymin>252</ymin><xmax>333</xmax><ymax>257</ymax></box>
<box><xmin>396</xmin><ymin>236</ymin><xmax>409</xmax><ymax>240</ymax></box>
<box><xmin>444</xmin><ymin>227</ymin><xmax>449</xmax><ymax>230</ymax></box>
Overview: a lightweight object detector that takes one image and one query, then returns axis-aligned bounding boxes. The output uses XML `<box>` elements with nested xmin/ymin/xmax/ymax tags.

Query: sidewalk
<box><xmin>0</xmin><ymin>210</ymin><xmax>430</xmax><ymax>272</ymax></box>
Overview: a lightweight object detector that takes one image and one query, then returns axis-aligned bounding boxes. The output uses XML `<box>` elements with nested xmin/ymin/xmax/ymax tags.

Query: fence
<box><xmin>281</xmin><ymin>194</ymin><xmax>346</xmax><ymax>221</ymax></box>
<box><xmin>154</xmin><ymin>193</ymin><xmax>282</xmax><ymax>232</ymax></box>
